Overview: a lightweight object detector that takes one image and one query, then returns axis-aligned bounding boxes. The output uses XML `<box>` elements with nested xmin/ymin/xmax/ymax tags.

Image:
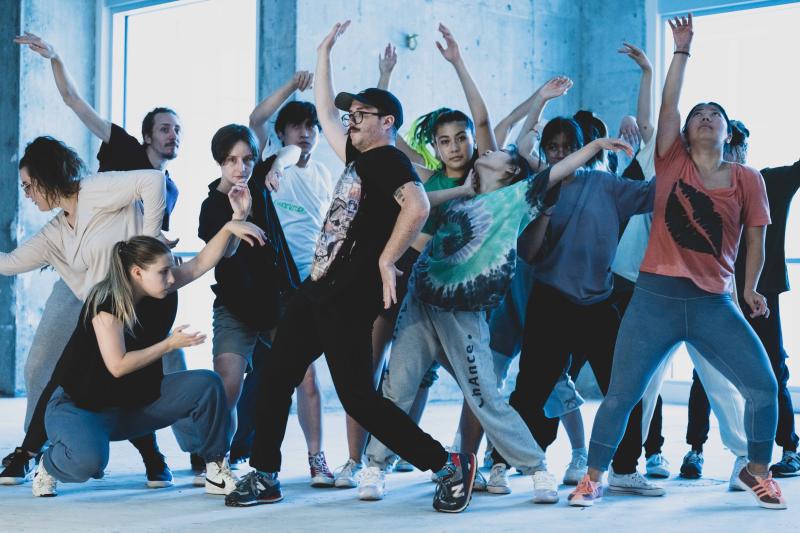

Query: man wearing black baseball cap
<box><xmin>226</xmin><ymin>20</ymin><xmax>477</xmax><ymax>514</ymax></box>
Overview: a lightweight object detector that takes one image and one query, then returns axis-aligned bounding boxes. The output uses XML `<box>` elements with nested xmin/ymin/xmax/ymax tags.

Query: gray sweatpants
<box><xmin>366</xmin><ymin>293</ymin><xmax>547</xmax><ymax>474</ymax></box>
<box><xmin>23</xmin><ymin>279</ymin><xmax>83</xmax><ymax>430</ymax></box>
<box><xmin>43</xmin><ymin>370</ymin><xmax>232</xmax><ymax>483</ymax></box>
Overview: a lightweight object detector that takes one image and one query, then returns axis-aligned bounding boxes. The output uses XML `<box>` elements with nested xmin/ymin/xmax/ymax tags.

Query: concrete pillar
<box><xmin>257</xmin><ymin>0</ymin><xmax>298</xmax><ymax>101</ymax></box>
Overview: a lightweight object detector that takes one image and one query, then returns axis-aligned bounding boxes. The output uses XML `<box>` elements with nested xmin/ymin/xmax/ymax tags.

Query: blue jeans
<box><xmin>588</xmin><ymin>273</ymin><xmax>778</xmax><ymax>470</ymax></box>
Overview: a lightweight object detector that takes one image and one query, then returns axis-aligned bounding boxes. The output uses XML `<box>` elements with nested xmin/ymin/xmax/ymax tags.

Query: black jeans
<box><xmin>687</xmin><ymin>292</ymin><xmax>798</xmax><ymax>451</ymax></box>
<box><xmin>509</xmin><ymin>282</ymin><xmax>644</xmax><ymax>474</ymax></box>
<box><xmin>643</xmin><ymin>396</ymin><xmax>665</xmax><ymax>457</ymax></box>
<box><xmin>249</xmin><ymin>289</ymin><xmax>448</xmax><ymax>473</ymax></box>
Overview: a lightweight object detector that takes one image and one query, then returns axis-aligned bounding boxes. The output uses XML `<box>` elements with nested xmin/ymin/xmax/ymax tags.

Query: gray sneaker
<box><xmin>532</xmin><ymin>470</ymin><xmax>559</xmax><ymax>503</ymax></box>
<box><xmin>487</xmin><ymin>463</ymin><xmax>511</xmax><ymax>494</ymax></box>
<box><xmin>607</xmin><ymin>467</ymin><xmax>665</xmax><ymax>496</ymax></box>
<box><xmin>334</xmin><ymin>458</ymin><xmax>362</xmax><ymax>488</ymax></box>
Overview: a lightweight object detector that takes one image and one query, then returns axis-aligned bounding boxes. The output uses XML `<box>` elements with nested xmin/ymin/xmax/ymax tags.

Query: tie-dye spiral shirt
<box><xmin>410</xmin><ymin>168</ymin><xmax>550</xmax><ymax>311</ymax></box>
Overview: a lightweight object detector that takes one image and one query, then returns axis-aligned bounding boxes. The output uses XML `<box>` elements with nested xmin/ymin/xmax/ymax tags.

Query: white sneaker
<box><xmin>607</xmin><ymin>467</ymin><xmax>665</xmax><ymax>496</ymax></box>
<box><xmin>205</xmin><ymin>458</ymin><xmax>238</xmax><ymax>495</ymax></box>
<box><xmin>357</xmin><ymin>466</ymin><xmax>385</xmax><ymax>500</ymax></box>
<box><xmin>334</xmin><ymin>458</ymin><xmax>362</xmax><ymax>489</ymax></box>
<box><xmin>473</xmin><ymin>469</ymin><xmax>488</xmax><ymax>491</ymax></box>
<box><xmin>645</xmin><ymin>453</ymin><xmax>671</xmax><ymax>478</ymax></box>
<box><xmin>32</xmin><ymin>460</ymin><xmax>57</xmax><ymax>497</ymax></box>
<box><xmin>563</xmin><ymin>448</ymin><xmax>588</xmax><ymax>486</ymax></box>
<box><xmin>487</xmin><ymin>463</ymin><xmax>511</xmax><ymax>494</ymax></box>
<box><xmin>532</xmin><ymin>470</ymin><xmax>559</xmax><ymax>503</ymax></box>
<box><xmin>729</xmin><ymin>456</ymin><xmax>748</xmax><ymax>492</ymax></box>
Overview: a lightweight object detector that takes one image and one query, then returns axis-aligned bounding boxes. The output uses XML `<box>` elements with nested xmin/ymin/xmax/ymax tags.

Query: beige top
<box><xmin>0</xmin><ymin>170</ymin><xmax>166</xmax><ymax>300</ymax></box>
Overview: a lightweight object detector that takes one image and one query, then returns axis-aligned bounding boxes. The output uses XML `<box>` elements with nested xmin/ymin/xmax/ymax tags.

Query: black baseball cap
<box><xmin>334</xmin><ymin>88</ymin><xmax>403</xmax><ymax>128</ymax></box>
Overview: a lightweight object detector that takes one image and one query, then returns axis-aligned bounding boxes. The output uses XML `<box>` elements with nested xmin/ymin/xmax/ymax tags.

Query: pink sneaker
<box><xmin>568</xmin><ymin>475</ymin><xmax>602</xmax><ymax>507</ymax></box>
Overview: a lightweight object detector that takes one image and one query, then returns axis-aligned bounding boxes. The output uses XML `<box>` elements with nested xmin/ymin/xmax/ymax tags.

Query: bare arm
<box><xmin>93</xmin><ymin>314</ymin><xmax>205</xmax><ymax>378</ymax></box>
<box><xmin>657</xmin><ymin>14</ymin><xmax>693</xmax><ymax>158</ymax></box>
<box><xmin>15</xmin><ymin>32</ymin><xmax>111</xmax><ymax>143</ymax></box>
<box><xmin>742</xmin><ymin>225</ymin><xmax>769</xmax><ymax>318</ymax></box>
<box><xmin>494</xmin><ymin>93</ymin><xmax>538</xmax><ymax>148</ymax></box>
<box><xmin>619</xmin><ymin>42</ymin><xmax>654</xmax><ymax>143</ymax></box>
<box><xmin>314</xmin><ymin>21</ymin><xmax>351</xmax><ymax>162</ymax></box>
<box><xmin>379</xmin><ymin>181</ymin><xmax>430</xmax><ymax>308</ymax></box>
<box><xmin>515</xmin><ymin>76</ymin><xmax>573</xmax><ymax>169</ymax></box>
<box><xmin>249</xmin><ymin>71</ymin><xmax>313</xmax><ymax>152</ymax></box>
<box><xmin>436</xmin><ymin>23</ymin><xmax>497</xmax><ymax>153</ymax></box>
<box><xmin>426</xmin><ymin>169</ymin><xmax>477</xmax><ymax>206</ymax></box>
<box><xmin>549</xmin><ymin>138</ymin><xmax>634</xmax><ymax>187</ymax></box>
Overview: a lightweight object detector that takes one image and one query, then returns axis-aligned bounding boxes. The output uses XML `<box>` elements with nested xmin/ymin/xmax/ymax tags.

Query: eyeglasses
<box><xmin>341</xmin><ymin>110</ymin><xmax>385</xmax><ymax>126</ymax></box>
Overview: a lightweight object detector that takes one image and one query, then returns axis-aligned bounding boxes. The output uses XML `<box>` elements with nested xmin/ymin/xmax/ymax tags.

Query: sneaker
<box><xmin>357</xmin><ymin>466</ymin><xmax>385</xmax><ymax>500</ymax></box>
<box><xmin>568</xmin><ymin>475</ymin><xmax>602</xmax><ymax>507</ymax></box>
<box><xmin>487</xmin><ymin>463</ymin><xmax>511</xmax><ymax>494</ymax></box>
<box><xmin>334</xmin><ymin>458</ymin><xmax>362</xmax><ymax>488</ymax></box>
<box><xmin>532</xmin><ymin>470</ymin><xmax>559</xmax><ymax>503</ymax></box>
<box><xmin>482</xmin><ymin>446</ymin><xmax>494</xmax><ymax>470</ymax></box>
<box><xmin>432</xmin><ymin>452</ymin><xmax>476</xmax><ymax>513</ymax></box>
<box><xmin>473</xmin><ymin>469</ymin><xmax>488</xmax><ymax>492</ymax></box>
<box><xmin>607</xmin><ymin>468</ymin><xmax>665</xmax><ymax>496</ymax></box>
<box><xmin>191</xmin><ymin>452</ymin><xmax>205</xmax><ymax>486</ymax></box>
<box><xmin>645</xmin><ymin>453</ymin><xmax>671</xmax><ymax>479</ymax></box>
<box><xmin>0</xmin><ymin>448</ymin><xmax>35</xmax><ymax>485</ymax></box>
<box><xmin>563</xmin><ymin>448</ymin><xmax>588</xmax><ymax>486</ymax></box>
<box><xmin>729</xmin><ymin>456</ymin><xmax>748</xmax><ymax>491</ymax></box>
<box><xmin>394</xmin><ymin>458</ymin><xmax>414</xmax><ymax>473</ymax></box>
<box><xmin>142</xmin><ymin>451</ymin><xmax>173</xmax><ymax>488</ymax></box>
<box><xmin>770</xmin><ymin>451</ymin><xmax>800</xmax><ymax>478</ymax></box>
<box><xmin>736</xmin><ymin>467</ymin><xmax>787</xmax><ymax>510</ymax></box>
<box><xmin>679</xmin><ymin>450</ymin><xmax>703</xmax><ymax>479</ymax></box>
<box><xmin>308</xmin><ymin>451</ymin><xmax>335</xmax><ymax>488</ymax></box>
<box><xmin>205</xmin><ymin>458</ymin><xmax>238</xmax><ymax>495</ymax></box>
<box><xmin>225</xmin><ymin>471</ymin><xmax>283</xmax><ymax>507</ymax></box>
<box><xmin>229</xmin><ymin>455</ymin><xmax>248</xmax><ymax>471</ymax></box>
<box><xmin>32</xmin><ymin>459</ymin><xmax>57</xmax><ymax>497</ymax></box>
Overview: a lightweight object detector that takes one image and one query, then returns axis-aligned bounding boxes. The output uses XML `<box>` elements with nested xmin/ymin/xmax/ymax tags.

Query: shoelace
<box><xmin>309</xmin><ymin>453</ymin><xmax>333</xmax><ymax>476</ymax></box>
<box><xmin>757</xmin><ymin>474</ymin><xmax>783</xmax><ymax>499</ymax></box>
<box><xmin>573</xmin><ymin>477</ymin><xmax>596</xmax><ymax>497</ymax></box>
<box><xmin>570</xmin><ymin>454</ymin><xmax>588</xmax><ymax>469</ymax></box>
<box><xmin>358</xmin><ymin>468</ymin><xmax>382</xmax><ymax>485</ymax></box>
<box><xmin>335</xmin><ymin>459</ymin><xmax>360</xmax><ymax>478</ymax></box>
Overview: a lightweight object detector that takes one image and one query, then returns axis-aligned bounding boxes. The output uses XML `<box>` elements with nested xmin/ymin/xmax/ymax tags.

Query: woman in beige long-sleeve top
<box><xmin>0</xmin><ymin>136</ymin><xmax>165</xmax><ymax>482</ymax></box>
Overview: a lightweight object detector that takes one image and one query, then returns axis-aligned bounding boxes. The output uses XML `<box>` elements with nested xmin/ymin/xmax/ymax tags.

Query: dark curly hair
<box><xmin>19</xmin><ymin>136</ymin><xmax>85</xmax><ymax>207</ymax></box>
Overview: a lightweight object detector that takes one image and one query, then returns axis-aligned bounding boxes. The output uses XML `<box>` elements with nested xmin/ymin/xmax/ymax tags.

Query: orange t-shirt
<box><xmin>639</xmin><ymin>137</ymin><xmax>770</xmax><ymax>294</ymax></box>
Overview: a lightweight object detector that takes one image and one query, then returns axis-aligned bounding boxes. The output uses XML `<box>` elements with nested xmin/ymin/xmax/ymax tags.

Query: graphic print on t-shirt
<box><xmin>665</xmin><ymin>179</ymin><xmax>723</xmax><ymax>257</ymax></box>
<box><xmin>309</xmin><ymin>163</ymin><xmax>362</xmax><ymax>281</ymax></box>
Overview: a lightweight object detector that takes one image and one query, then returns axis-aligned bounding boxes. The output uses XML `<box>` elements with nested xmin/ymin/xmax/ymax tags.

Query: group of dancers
<box><xmin>0</xmin><ymin>13</ymin><xmax>795</xmax><ymax>513</ymax></box>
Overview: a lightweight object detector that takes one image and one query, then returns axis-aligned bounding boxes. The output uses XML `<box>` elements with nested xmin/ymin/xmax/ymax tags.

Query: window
<box><xmin>107</xmin><ymin>0</ymin><xmax>257</xmax><ymax>368</ymax></box>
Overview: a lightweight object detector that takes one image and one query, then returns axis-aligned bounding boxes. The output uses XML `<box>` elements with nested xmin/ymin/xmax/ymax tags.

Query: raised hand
<box><xmin>14</xmin><ymin>32</ymin><xmax>57</xmax><ymax>59</ymax></box>
<box><xmin>435</xmin><ymin>23</ymin><xmax>462</xmax><ymax>64</ymax></box>
<box><xmin>668</xmin><ymin>14</ymin><xmax>693</xmax><ymax>52</ymax></box>
<box><xmin>379</xmin><ymin>43</ymin><xmax>397</xmax><ymax>75</ymax></box>
<box><xmin>167</xmin><ymin>325</ymin><xmax>207</xmax><ymax>351</ymax></box>
<box><xmin>228</xmin><ymin>179</ymin><xmax>252</xmax><ymax>219</ymax></box>
<box><xmin>265</xmin><ymin>168</ymin><xmax>282</xmax><ymax>192</ymax></box>
<box><xmin>226</xmin><ymin>220</ymin><xmax>267</xmax><ymax>247</ymax></box>
<box><xmin>460</xmin><ymin>169</ymin><xmax>479</xmax><ymax>198</ymax></box>
<box><xmin>593</xmin><ymin>137</ymin><xmax>635</xmax><ymax>157</ymax></box>
<box><xmin>293</xmin><ymin>70</ymin><xmax>314</xmax><ymax>92</ymax></box>
<box><xmin>538</xmin><ymin>75</ymin><xmax>573</xmax><ymax>101</ymax></box>
<box><xmin>318</xmin><ymin>20</ymin><xmax>351</xmax><ymax>53</ymax></box>
<box><xmin>618</xmin><ymin>115</ymin><xmax>642</xmax><ymax>148</ymax></box>
<box><xmin>618</xmin><ymin>42</ymin><xmax>652</xmax><ymax>71</ymax></box>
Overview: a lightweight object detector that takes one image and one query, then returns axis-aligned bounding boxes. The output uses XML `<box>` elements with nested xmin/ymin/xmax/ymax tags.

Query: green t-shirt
<box><xmin>410</xmin><ymin>168</ymin><xmax>551</xmax><ymax>311</ymax></box>
<box><xmin>421</xmin><ymin>171</ymin><xmax>462</xmax><ymax>235</ymax></box>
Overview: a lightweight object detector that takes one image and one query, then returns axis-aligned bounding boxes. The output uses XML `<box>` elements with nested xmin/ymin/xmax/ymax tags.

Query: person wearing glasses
<box><xmin>224</xmin><ymin>21</ymin><xmax>477</xmax><ymax>514</ymax></box>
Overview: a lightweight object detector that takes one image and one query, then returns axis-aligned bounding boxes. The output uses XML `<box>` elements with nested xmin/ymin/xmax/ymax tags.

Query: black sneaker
<box><xmin>143</xmin><ymin>452</ymin><xmax>173</xmax><ymax>488</ymax></box>
<box><xmin>680</xmin><ymin>450</ymin><xmax>703</xmax><ymax>479</ymax></box>
<box><xmin>225</xmin><ymin>471</ymin><xmax>283</xmax><ymax>507</ymax></box>
<box><xmin>0</xmin><ymin>448</ymin><xmax>35</xmax><ymax>485</ymax></box>
<box><xmin>432</xmin><ymin>452</ymin><xmax>476</xmax><ymax>513</ymax></box>
<box><xmin>770</xmin><ymin>451</ymin><xmax>800</xmax><ymax>478</ymax></box>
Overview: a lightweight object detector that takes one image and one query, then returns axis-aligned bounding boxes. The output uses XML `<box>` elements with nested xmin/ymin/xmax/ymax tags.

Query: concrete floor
<box><xmin>1</xmin><ymin>397</ymin><xmax>797</xmax><ymax>532</ymax></box>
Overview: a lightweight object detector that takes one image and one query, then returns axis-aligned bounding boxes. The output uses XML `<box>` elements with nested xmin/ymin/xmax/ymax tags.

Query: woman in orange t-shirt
<box><xmin>569</xmin><ymin>14</ymin><xmax>785</xmax><ymax>510</ymax></box>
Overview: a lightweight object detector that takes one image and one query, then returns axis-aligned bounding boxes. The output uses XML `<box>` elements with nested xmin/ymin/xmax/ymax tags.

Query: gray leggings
<box><xmin>43</xmin><ymin>370</ymin><xmax>231</xmax><ymax>483</ymax></box>
<box><xmin>588</xmin><ymin>273</ymin><xmax>778</xmax><ymax>470</ymax></box>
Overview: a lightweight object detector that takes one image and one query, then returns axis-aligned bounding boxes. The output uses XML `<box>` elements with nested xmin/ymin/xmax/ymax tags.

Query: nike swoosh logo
<box><xmin>206</xmin><ymin>477</ymin><xmax>226</xmax><ymax>489</ymax></box>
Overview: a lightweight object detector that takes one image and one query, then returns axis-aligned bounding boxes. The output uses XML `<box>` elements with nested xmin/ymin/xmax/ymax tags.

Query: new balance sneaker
<box><xmin>0</xmin><ymin>448</ymin><xmax>35</xmax><ymax>485</ymax></box>
<box><xmin>308</xmin><ymin>451</ymin><xmax>335</xmax><ymax>488</ymax></box>
<box><xmin>473</xmin><ymin>469</ymin><xmax>487</xmax><ymax>492</ymax></box>
<box><xmin>225</xmin><ymin>471</ymin><xmax>283</xmax><ymax>507</ymax></box>
<box><xmin>532</xmin><ymin>470</ymin><xmax>559</xmax><ymax>503</ymax></box>
<box><xmin>568</xmin><ymin>475</ymin><xmax>602</xmax><ymax>507</ymax></box>
<box><xmin>357</xmin><ymin>466</ymin><xmax>386</xmax><ymax>500</ymax></box>
<box><xmin>607</xmin><ymin>468</ymin><xmax>665</xmax><ymax>496</ymax></box>
<box><xmin>32</xmin><ymin>459</ymin><xmax>57</xmax><ymax>497</ymax></box>
<box><xmin>770</xmin><ymin>451</ymin><xmax>800</xmax><ymax>478</ymax></box>
<box><xmin>334</xmin><ymin>458</ymin><xmax>362</xmax><ymax>488</ymax></box>
<box><xmin>679</xmin><ymin>450</ymin><xmax>703</xmax><ymax>479</ymax></box>
<box><xmin>729</xmin><ymin>456</ymin><xmax>748</xmax><ymax>491</ymax></box>
<box><xmin>142</xmin><ymin>451</ymin><xmax>173</xmax><ymax>488</ymax></box>
<box><xmin>487</xmin><ymin>463</ymin><xmax>511</xmax><ymax>494</ymax></box>
<box><xmin>205</xmin><ymin>458</ymin><xmax>238</xmax><ymax>495</ymax></box>
<box><xmin>432</xmin><ymin>452</ymin><xmax>476</xmax><ymax>513</ymax></box>
<box><xmin>736</xmin><ymin>467</ymin><xmax>787</xmax><ymax>509</ymax></box>
<box><xmin>645</xmin><ymin>453</ymin><xmax>671</xmax><ymax>479</ymax></box>
<box><xmin>394</xmin><ymin>459</ymin><xmax>414</xmax><ymax>473</ymax></box>
<box><xmin>191</xmin><ymin>453</ymin><xmax>206</xmax><ymax>486</ymax></box>
<box><xmin>563</xmin><ymin>448</ymin><xmax>588</xmax><ymax>486</ymax></box>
